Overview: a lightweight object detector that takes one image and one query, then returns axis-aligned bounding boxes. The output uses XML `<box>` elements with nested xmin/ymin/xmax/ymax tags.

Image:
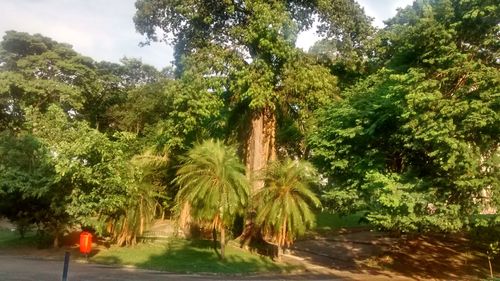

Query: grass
<box><xmin>0</xmin><ymin>226</ymin><xmax>294</xmax><ymax>274</ymax></box>
<box><xmin>0</xmin><ymin>228</ymin><xmax>39</xmax><ymax>248</ymax></box>
<box><xmin>315</xmin><ymin>211</ymin><xmax>368</xmax><ymax>231</ymax></box>
<box><xmin>91</xmin><ymin>238</ymin><xmax>295</xmax><ymax>274</ymax></box>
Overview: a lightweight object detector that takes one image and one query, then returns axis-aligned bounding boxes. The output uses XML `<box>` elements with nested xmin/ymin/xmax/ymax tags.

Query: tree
<box><xmin>0</xmin><ymin>31</ymin><xmax>169</xmax><ymax>246</ymax></box>
<box><xmin>174</xmin><ymin>139</ymin><xmax>249</xmax><ymax>259</ymax></box>
<box><xmin>0</xmin><ymin>31</ymin><xmax>87</xmax><ymax>131</ymax></box>
<box><xmin>309</xmin><ymin>0</ymin><xmax>499</xmax><ymax>232</ymax></box>
<box><xmin>255</xmin><ymin>159</ymin><xmax>321</xmax><ymax>257</ymax></box>
<box><xmin>26</xmin><ymin>105</ymin><xmax>166</xmax><ymax>246</ymax></box>
<box><xmin>134</xmin><ymin>0</ymin><xmax>371</xmax><ymax>191</ymax></box>
<box><xmin>108</xmin><ymin>80</ymin><xmax>170</xmax><ymax>135</ymax></box>
<box><xmin>0</xmin><ymin>132</ymin><xmax>70</xmax><ymax>244</ymax></box>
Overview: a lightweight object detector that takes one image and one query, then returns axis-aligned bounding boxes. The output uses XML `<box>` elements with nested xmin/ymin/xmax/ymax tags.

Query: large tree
<box><xmin>0</xmin><ymin>31</ymin><xmax>87</xmax><ymax>131</ymax></box>
<box><xmin>134</xmin><ymin>0</ymin><xmax>372</xmax><ymax>190</ymax></box>
<box><xmin>0</xmin><ymin>132</ymin><xmax>68</xmax><ymax>244</ymax></box>
<box><xmin>310</xmin><ymin>0</ymin><xmax>499</xmax><ymax>231</ymax></box>
<box><xmin>0</xmin><ymin>32</ymin><xmax>168</xmax><ymax>246</ymax></box>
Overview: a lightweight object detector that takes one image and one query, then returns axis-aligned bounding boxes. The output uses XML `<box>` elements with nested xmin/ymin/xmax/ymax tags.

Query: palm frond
<box><xmin>255</xmin><ymin>158</ymin><xmax>321</xmax><ymax>247</ymax></box>
<box><xmin>173</xmin><ymin>139</ymin><xmax>250</xmax><ymax>227</ymax></box>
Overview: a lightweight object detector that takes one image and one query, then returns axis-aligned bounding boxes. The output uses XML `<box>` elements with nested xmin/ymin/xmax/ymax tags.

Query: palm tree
<box><xmin>174</xmin><ymin>139</ymin><xmax>250</xmax><ymax>259</ymax></box>
<box><xmin>107</xmin><ymin>148</ymin><xmax>168</xmax><ymax>246</ymax></box>
<box><xmin>255</xmin><ymin>158</ymin><xmax>321</xmax><ymax>258</ymax></box>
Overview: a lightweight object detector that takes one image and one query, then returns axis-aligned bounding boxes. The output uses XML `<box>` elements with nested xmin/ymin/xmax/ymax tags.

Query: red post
<box><xmin>79</xmin><ymin>231</ymin><xmax>92</xmax><ymax>255</ymax></box>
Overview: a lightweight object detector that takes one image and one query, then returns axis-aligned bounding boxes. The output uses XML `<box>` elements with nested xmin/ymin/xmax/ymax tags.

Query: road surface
<box><xmin>0</xmin><ymin>255</ymin><xmax>339</xmax><ymax>281</ymax></box>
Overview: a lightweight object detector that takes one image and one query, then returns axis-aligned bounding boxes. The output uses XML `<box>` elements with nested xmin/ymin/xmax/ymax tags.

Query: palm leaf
<box><xmin>255</xmin><ymin>158</ymin><xmax>321</xmax><ymax>248</ymax></box>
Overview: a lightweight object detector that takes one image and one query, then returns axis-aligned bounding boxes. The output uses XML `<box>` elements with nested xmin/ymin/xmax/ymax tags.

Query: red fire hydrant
<box><xmin>79</xmin><ymin>231</ymin><xmax>92</xmax><ymax>256</ymax></box>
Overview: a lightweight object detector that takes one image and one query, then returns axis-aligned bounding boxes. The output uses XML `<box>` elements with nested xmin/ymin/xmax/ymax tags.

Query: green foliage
<box><xmin>255</xmin><ymin>159</ymin><xmax>321</xmax><ymax>248</ymax></box>
<box><xmin>108</xmin><ymin>80</ymin><xmax>169</xmax><ymax>135</ymax></box>
<box><xmin>26</xmin><ymin>105</ymin><xmax>165</xmax><ymax>245</ymax></box>
<box><xmin>310</xmin><ymin>0</ymin><xmax>499</xmax><ymax>232</ymax></box>
<box><xmin>0</xmin><ymin>31</ymin><xmax>166</xmax><ymax>133</ymax></box>
<box><xmin>0</xmin><ymin>132</ymin><xmax>69</xmax><ymax>241</ymax></box>
<box><xmin>0</xmin><ymin>31</ymin><xmax>97</xmax><ymax>130</ymax></box>
<box><xmin>174</xmin><ymin>140</ymin><xmax>249</xmax><ymax>228</ymax></box>
<box><xmin>133</xmin><ymin>0</ymin><xmax>366</xmax><ymax>158</ymax></box>
<box><xmin>0</xmin><ymin>31</ymin><xmax>168</xmax><ymax>246</ymax></box>
<box><xmin>149</xmin><ymin>78</ymin><xmax>226</xmax><ymax>154</ymax></box>
<box><xmin>469</xmin><ymin>215</ymin><xmax>500</xmax><ymax>254</ymax></box>
<box><xmin>1</xmin><ymin>0</ymin><xmax>498</xmax><ymax>255</ymax></box>
<box><xmin>173</xmin><ymin>139</ymin><xmax>249</xmax><ymax>258</ymax></box>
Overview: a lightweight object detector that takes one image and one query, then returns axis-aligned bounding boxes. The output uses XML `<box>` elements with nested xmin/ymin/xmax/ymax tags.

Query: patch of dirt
<box><xmin>285</xmin><ymin>229</ymin><xmax>499</xmax><ymax>280</ymax></box>
<box><xmin>381</xmin><ymin>234</ymin><xmax>492</xmax><ymax>280</ymax></box>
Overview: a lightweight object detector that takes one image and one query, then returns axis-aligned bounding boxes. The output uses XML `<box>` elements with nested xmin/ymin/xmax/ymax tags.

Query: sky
<box><xmin>0</xmin><ymin>0</ymin><xmax>414</xmax><ymax>69</ymax></box>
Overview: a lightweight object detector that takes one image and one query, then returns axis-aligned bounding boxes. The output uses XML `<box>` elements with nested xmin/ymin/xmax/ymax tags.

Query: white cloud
<box><xmin>296</xmin><ymin>0</ymin><xmax>416</xmax><ymax>51</ymax></box>
<box><xmin>356</xmin><ymin>0</ymin><xmax>415</xmax><ymax>27</ymax></box>
<box><xmin>296</xmin><ymin>19</ymin><xmax>325</xmax><ymax>51</ymax></box>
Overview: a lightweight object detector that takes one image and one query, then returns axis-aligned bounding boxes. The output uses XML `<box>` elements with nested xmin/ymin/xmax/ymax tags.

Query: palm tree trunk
<box><xmin>139</xmin><ymin>197</ymin><xmax>144</xmax><ymax>236</ymax></box>
<box><xmin>277</xmin><ymin>217</ymin><xmax>287</xmax><ymax>260</ymax></box>
<box><xmin>212</xmin><ymin>226</ymin><xmax>217</xmax><ymax>251</ymax></box>
<box><xmin>220</xmin><ymin>226</ymin><xmax>226</xmax><ymax>260</ymax></box>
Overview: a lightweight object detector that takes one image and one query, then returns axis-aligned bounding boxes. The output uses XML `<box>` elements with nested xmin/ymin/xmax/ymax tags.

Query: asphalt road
<box><xmin>0</xmin><ymin>255</ymin><xmax>339</xmax><ymax>281</ymax></box>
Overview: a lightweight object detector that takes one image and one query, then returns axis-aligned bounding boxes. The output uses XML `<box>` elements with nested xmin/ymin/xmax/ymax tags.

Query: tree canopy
<box><xmin>133</xmin><ymin>0</ymin><xmax>369</xmax><ymax>191</ymax></box>
<box><xmin>0</xmin><ymin>0</ymin><xmax>498</xmax><ymax>252</ymax></box>
<box><xmin>309</xmin><ymin>0</ymin><xmax>499</xmax><ymax>232</ymax></box>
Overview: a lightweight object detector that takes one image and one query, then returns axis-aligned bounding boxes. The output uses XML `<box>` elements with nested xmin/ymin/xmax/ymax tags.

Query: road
<box><xmin>0</xmin><ymin>255</ymin><xmax>339</xmax><ymax>281</ymax></box>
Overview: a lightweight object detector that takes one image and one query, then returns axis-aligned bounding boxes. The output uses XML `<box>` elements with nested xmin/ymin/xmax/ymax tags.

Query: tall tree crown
<box><xmin>134</xmin><ymin>0</ymin><xmax>370</xmax><ymax>110</ymax></box>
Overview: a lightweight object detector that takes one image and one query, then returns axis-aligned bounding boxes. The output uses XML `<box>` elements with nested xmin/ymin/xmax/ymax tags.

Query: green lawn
<box><xmin>315</xmin><ymin>211</ymin><xmax>368</xmax><ymax>231</ymax></box>
<box><xmin>0</xmin><ymin>229</ymin><xmax>39</xmax><ymax>248</ymax></box>
<box><xmin>1</xmin><ymin>227</ymin><xmax>295</xmax><ymax>274</ymax></box>
<box><xmin>91</xmin><ymin>238</ymin><xmax>295</xmax><ymax>274</ymax></box>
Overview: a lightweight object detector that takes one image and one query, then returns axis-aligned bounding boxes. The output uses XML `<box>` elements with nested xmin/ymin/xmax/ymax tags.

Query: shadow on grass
<box><xmin>0</xmin><ymin>229</ymin><xmax>39</xmax><ymax>248</ymax></box>
<box><xmin>91</xmin><ymin>238</ymin><xmax>303</xmax><ymax>275</ymax></box>
<box><xmin>91</xmin><ymin>238</ymin><xmax>350</xmax><ymax>279</ymax></box>
<box><xmin>145</xmin><ymin>239</ymin><xmax>289</xmax><ymax>274</ymax></box>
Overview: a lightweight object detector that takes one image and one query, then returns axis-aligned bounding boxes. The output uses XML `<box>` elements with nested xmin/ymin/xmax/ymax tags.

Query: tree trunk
<box><xmin>212</xmin><ymin>226</ymin><xmax>217</xmax><ymax>251</ymax></box>
<box><xmin>139</xmin><ymin>197</ymin><xmax>144</xmax><ymax>236</ymax></box>
<box><xmin>220</xmin><ymin>226</ymin><xmax>226</xmax><ymax>260</ymax></box>
<box><xmin>488</xmin><ymin>256</ymin><xmax>493</xmax><ymax>278</ymax></box>
<box><xmin>245</xmin><ymin>107</ymin><xmax>277</xmax><ymax>192</ymax></box>
<box><xmin>116</xmin><ymin>217</ymin><xmax>129</xmax><ymax>246</ymax></box>
<box><xmin>240</xmin><ymin>107</ymin><xmax>277</xmax><ymax>250</ymax></box>
<box><xmin>53</xmin><ymin>234</ymin><xmax>60</xmax><ymax>248</ymax></box>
